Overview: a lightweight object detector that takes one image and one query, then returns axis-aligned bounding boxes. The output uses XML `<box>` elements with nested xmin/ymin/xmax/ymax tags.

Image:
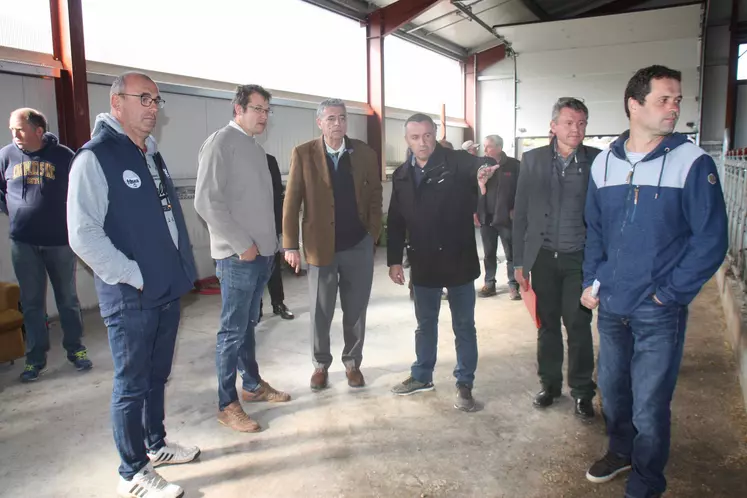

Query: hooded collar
<box><xmin>609</xmin><ymin>130</ymin><xmax>689</xmax><ymax>163</ymax></box>
<box><xmin>92</xmin><ymin>113</ymin><xmax>159</xmax><ymax>155</ymax></box>
<box><xmin>14</xmin><ymin>132</ymin><xmax>59</xmax><ymax>156</ymax></box>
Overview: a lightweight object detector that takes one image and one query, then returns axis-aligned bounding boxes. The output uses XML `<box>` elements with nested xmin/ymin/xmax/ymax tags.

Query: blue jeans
<box><xmin>597</xmin><ymin>298</ymin><xmax>688</xmax><ymax>498</ymax></box>
<box><xmin>411</xmin><ymin>282</ymin><xmax>478</xmax><ymax>388</ymax></box>
<box><xmin>215</xmin><ymin>255</ymin><xmax>273</xmax><ymax>410</ymax></box>
<box><xmin>104</xmin><ymin>299</ymin><xmax>181</xmax><ymax>479</ymax></box>
<box><xmin>10</xmin><ymin>240</ymin><xmax>84</xmax><ymax>367</ymax></box>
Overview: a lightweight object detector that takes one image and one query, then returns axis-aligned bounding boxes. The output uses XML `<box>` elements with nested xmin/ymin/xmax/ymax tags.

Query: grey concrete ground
<box><xmin>0</xmin><ymin>250</ymin><xmax>746</xmax><ymax>498</ymax></box>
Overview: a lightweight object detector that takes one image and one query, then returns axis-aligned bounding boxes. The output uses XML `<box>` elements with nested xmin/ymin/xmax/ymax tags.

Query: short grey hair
<box><xmin>485</xmin><ymin>134</ymin><xmax>503</xmax><ymax>149</ymax></box>
<box><xmin>317</xmin><ymin>98</ymin><xmax>347</xmax><ymax>119</ymax></box>
<box><xmin>404</xmin><ymin>113</ymin><xmax>436</xmax><ymax>131</ymax></box>
<box><xmin>110</xmin><ymin>71</ymin><xmax>155</xmax><ymax>98</ymax></box>
<box><xmin>551</xmin><ymin>97</ymin><xmax>589</xmax><ymax>122</ymax></box>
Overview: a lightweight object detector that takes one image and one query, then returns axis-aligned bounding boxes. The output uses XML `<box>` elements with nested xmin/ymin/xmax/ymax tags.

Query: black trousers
<box><xmin>267</xmin><ymin>252</ymin><xmax>284</xmax><ymax>305</ymax></box>
<box><xmin>479</xmin><ymin>224</ymin><xmax>517</xmax><ymax>289</ymax></box>
<box><xmin>530</xmin><ymin>248</ymin><xmax>596</xmax><ymax>400</ymax></box>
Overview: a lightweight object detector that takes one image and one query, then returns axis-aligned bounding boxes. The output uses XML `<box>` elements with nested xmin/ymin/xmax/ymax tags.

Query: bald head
<box><xmin>9</xmin><ymin>108</ymin><xmax>47</xmax><ymax>152</ymax></box>
<box><xmin>109</xmin><ymin>71</ymin><xmax>162</xmax><ymax>147</ymax></box>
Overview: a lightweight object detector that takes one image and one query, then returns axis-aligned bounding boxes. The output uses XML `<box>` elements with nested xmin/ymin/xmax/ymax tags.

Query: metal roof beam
<box><xmin>366</xmin><ymin>0</ymin><xmax>444</xmax><ymax>37</ymax></box>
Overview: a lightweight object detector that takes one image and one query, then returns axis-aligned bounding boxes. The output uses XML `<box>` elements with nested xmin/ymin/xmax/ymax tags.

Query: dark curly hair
<box><xmin>624</xmin><ymin>65</ymin><xmax>681</xmax><ymax>118</ymax></box>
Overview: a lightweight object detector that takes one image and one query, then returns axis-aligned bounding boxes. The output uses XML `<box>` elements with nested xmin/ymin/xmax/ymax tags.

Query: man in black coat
<box><xmin>261</xmin><ymin>154</ymin><xmax>294</xmax><ymax>320</ymax></box>
<box><xmin>387</xmin><ymin>113</ymin><xmax>495</xmax><ymax>412</ymax></box>
<box><xmin>476</xmin><ymin>134</ymin><xmax>521</xmax><ymax>300</ymax></box>
<box><xmin>512</xmin><ymin>97</ymin><xmax>600</xmax><ymax>420</ymax></box>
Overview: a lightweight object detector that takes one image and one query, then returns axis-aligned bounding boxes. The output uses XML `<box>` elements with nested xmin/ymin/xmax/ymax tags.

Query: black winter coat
<box><xmin>477</xmin><ymin>151</ymin><xmax>520</xmax><ymax>228</ymax></box>
<box><xmin>387</xmin><ymin>144</ymin><xmax>490</xmax><ymax>288</ymax></box>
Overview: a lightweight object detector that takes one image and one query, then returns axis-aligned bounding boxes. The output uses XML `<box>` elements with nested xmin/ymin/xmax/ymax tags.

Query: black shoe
<box><xmin>533</xmin><ymin>389</ymin><xmax>561</xmax><ymax>408</ymax></box>
<box><xmin>574</xmin><ymin>398</ymin><xmax>595</xmax><ymax>420</ymax></box>
<box><xmin>586</xmin><ymin>451</ymin><xmax>632</xmax><ymax>483</ymax></box>
<box><xmin>454</xmin><ymin>384</ymin><xmax>476</xmax><ymax>412</ymax></box>
<box><xmin>272</xmin><ymin>303</ymin><xmax>294</xmax><ymax>320</ymax></box>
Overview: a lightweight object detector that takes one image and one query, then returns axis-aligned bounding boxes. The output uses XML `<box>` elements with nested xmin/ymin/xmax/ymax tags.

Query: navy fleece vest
<box><xmin>78</xmin><ymin>123</ymin><xmax>197</xmax><ymax>316</ymax></box>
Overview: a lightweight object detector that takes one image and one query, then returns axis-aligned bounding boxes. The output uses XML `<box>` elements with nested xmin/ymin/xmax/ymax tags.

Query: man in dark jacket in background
<box><xmin>513</xmin><ymin>97</ymin><xmax>600</xmax><ymax>420</ymax></box>
<box><xmin>260</xmin><ymin>153</ymin><xmax>293</xmax><ymax>321</ymax></box>
<box><xmin>0</xmin><ymin>108</ymin><xmax>92</xmax><ymax>382</ymax></box>
<box><xmin>387</xmin><ymin>113</ymin><xmax>495</xmax><ymax>412</ymax></box>
<box><xmin>476</xmin><ymin>134</ymin><xmax>520</xmax><ymax>300</ymax></box>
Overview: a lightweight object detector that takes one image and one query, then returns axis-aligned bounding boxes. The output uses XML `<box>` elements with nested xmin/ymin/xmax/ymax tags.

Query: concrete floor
<box><xmin>1</xmin><ymin>251</ymin><xmax>746</xmax><ymax>498</ymax></box>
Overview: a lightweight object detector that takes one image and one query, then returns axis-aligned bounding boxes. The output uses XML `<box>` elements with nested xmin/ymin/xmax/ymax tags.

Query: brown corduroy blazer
<box><xmin>282</xmin><ymin>136</ymin><xmax>383</xmax><ymax>267</ymax></box>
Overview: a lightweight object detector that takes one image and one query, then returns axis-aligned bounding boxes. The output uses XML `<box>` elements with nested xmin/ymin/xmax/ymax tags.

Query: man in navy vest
<box><xmin>67</xmin><ymin>71</ymin><xmax>199</xmax><ymax>498</ymax></box>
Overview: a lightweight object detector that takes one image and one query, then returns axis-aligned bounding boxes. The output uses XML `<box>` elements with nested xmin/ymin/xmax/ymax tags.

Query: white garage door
<box><xmin>505</xmin><ymin>4</ymin><xmax>703</xmax><ymax>138</ymax></box>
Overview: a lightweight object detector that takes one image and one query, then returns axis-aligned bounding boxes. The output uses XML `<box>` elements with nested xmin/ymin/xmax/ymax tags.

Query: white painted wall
<box><xmin>478</xmin><ymin>75</ymin><xmax>515</xmax><ymax>157</ymax></box>
<box><xmin>478</xmin><ymin>5</ymin><xmax>704</xmax><ymax>147</ymax></box>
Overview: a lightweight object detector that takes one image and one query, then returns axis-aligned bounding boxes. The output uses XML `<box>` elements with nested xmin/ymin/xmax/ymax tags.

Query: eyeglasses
<box><xmin>118</xmin><ymin>93</ymin><xmax>166</xmax><ymax>109</ymax></box>
<box><xmin>248</xmin><ymin>105</ymin><xmax>273</xmax><ymax>116</ymax></box>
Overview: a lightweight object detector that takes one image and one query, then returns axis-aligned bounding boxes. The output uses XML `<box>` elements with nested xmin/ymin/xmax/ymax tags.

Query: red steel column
<box><xmin>464</xmin><ymin>57</ymin><xmax>477</xmax><ymax>142</ymax></box>
<box><xmin>50</xmin><ymin>0</ymin><xmax>91</xmax><ymax>150</ymax></box>
<box><xmin>367</xmin><ymin>10</ymin><xmax>386</xmax><ymax>180</ymax></box>
<box><xmin>464</xmin><ymin>44</ymin><xmax>507</xmax><ymax>144</ymax></box>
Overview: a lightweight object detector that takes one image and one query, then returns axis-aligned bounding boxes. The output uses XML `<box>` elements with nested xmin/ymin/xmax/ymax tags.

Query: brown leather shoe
<box><xmin>310</xmin><ymin>367</ymin><xmax>329</xmax><ymax>391</ymax></box>
<box><xmin>346</xmin><ymin>367</ymin><xmax>365</xmax><ymax>388</ymax></box>
<box><xmin>242</xmin><ymin>380</ymin><xmax>291</xmax><ymax>403</ymax></box>
<box><xmin>217</xmin><ymin>401</ymin><xmax>260</xmax><ymax>432</ymax></box>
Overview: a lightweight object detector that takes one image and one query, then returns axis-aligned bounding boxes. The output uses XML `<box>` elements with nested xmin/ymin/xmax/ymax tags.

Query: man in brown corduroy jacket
<box><xmin>283</xmin><ymin>98</ymin><xmax>382</xmax><ymax>392</ymax></box>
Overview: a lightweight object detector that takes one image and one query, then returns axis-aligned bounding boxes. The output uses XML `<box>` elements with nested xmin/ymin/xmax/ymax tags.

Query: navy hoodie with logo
<box><xmin>0</xmin><ymin>133</ymin><xmax>73</xmax><ymax>246</ymax></box>
<box><xmin>583</xmin><ymin>131</ymin><xmax>728</xmax><ymax>316</ymax></box>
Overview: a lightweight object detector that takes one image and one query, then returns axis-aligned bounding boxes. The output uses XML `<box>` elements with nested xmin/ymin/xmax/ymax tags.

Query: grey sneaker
<box><xmin>391</xmin><ymin>376</ymin><xmax>435</xmax><ymax>396</ymax></box>
<box><xmin>455</xmin><ymin>384</ymin><xmax>476</xmax><ymax>412</ymax></box>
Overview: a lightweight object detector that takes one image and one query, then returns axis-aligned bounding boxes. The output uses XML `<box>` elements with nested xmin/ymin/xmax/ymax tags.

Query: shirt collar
<box><xmin>553</xmin><ymin>140</ymin><xmax>577</xmax><ymax>166</ymax></box>
<box><xmin>324</xmin><ymin>137</ymin><xmax>347</xmax><ymax>156</ymax></box>
<box><xmin>229</xmin><ymin>120</ymin><xmax>250</xmax><ymax>137</ymax></box>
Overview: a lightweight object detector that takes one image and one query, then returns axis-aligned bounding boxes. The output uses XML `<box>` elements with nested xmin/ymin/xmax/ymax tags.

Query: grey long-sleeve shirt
<box><xmin>195</xmin><ymin>123</ymin><xmax>278</xmax><ymax>259</ymax></box>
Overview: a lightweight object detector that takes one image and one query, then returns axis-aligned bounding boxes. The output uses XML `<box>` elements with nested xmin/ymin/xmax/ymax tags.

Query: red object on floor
<box><xmin>193</xmin><ymin>276</ymin><xmax>221</xmax><ymax>295</ymax></box>
<box><xmin>520</xmin><ymin>286</ymin><xmax>541</xmax><ymax>328</ymax></box>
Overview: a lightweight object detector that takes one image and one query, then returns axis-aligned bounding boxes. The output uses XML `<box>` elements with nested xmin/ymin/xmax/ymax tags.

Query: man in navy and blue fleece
<box><xmin>581</xmin><ymin>65</ymin><xmax>728</xmax><ymax>498</ymax></box>
<box><xmin>67</xmin><ymin>72</ymin><xmax>199</xmax><ymax>498</ymax></box>
<box><xmin>0</xmin><ymin>108</ymin><xmax>91</xmax><ymax>382</ymax></box>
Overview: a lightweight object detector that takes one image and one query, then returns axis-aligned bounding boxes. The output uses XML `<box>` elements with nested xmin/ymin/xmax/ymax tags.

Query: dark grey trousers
<box><xmin>308</xmin><ymin>234</ymin><xmax>375</xmax><ymax>369</ymax></box>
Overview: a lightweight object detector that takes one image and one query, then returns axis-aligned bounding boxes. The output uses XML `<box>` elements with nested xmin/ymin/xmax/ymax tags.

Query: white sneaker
<box><xmin>148</xmin><ymin>441</ymin><xmax>201</xmax><ymax>467</ymax></box>
<box><xmin>117</xmin><ymin>463</ymin><xmax>184</xmax><ymax>498</ymax></box>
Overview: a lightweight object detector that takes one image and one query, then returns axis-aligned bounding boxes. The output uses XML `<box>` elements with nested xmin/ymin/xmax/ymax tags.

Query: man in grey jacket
<box><xmin>513</xmin><ymin>97</ymin><xmax>601</xmax><ymax>420</ymax></box>
<box><xmin>195</xmin><ymin>84</ymin><xmax>290</xmax><ymax>434</ymax></box>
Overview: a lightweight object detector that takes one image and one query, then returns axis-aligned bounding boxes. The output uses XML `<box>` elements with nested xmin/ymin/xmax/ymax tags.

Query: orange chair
<box><xmin>0</xmin><ymin>282</ymin><xmax>25</xmax><ymax>364</ymax></box>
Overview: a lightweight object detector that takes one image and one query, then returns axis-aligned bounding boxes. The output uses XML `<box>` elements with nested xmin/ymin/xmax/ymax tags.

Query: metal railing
<box><xmin>722</xmin><ymin>149</ymin><xmax>747</xmax><ymax>287</ymax></box>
